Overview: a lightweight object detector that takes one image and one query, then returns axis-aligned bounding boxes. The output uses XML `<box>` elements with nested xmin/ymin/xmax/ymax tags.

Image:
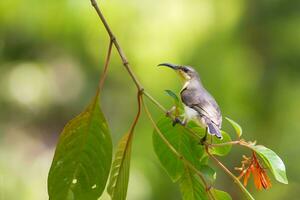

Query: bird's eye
<box><xmin>183</xmin><ymin>68</ymin><xmax>189</xmax><ymax>73</ymax></box>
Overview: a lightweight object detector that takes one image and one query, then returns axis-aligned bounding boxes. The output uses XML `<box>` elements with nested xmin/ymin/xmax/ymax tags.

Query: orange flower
<box><xmin>235</xmin><ymin>152</ymin><xmax>272</xmax><ymax>190</ymax></box>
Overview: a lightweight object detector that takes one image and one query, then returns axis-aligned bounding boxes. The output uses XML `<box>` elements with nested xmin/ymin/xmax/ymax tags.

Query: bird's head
<box><xmin>158</xmin><ymin>63</ymin><xmax>198</xmax><ymax>81</ymax></box>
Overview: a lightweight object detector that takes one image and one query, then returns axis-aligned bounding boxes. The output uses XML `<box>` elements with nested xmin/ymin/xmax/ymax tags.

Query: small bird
<box><xmin>158</xmin><ymin>63</ymin><xmax>223</xmax><ymax>139</ymax></box>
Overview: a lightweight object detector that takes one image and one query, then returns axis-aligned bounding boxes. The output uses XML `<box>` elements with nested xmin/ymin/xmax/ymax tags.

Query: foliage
<box><xmin>225</xmin><ymin>117</ymin><xmax>242</xmax><ymax>138</ymax></box>
<box><xmin>152</xmin><ymin>117</ymin><xmax>232</xmax><ymax>199</ymax></box>
<box><xmin>107</xmin><ymin>133</ymin><xmax>133</xmax><ymax>200</ymax></box>
<box><xmin>179</xmin><ymin>167</ymin><xmax>210</xmax><ymax>200</ymax></box>
<box><xmin>208</xmin><ymin>131</ymin><xmax>232</xmax><ymax>156</ymax></box>
<box><xmin>152</xmin><ymin>118</ymin><xmax>205</xmax><ymax>182</ymax></box>
<box><xmin>46</xmin><ymin>1</ymin><xmax>289</xmax><ymax>200</ymax></box>
<box><xmin>250</xmin><ymin>145</ymin><xmax>288</xmax><ymax>184</ymax></box>
<box><xmin>48</xmin><ymin>94</ymin><xmax>112</xmax><ymax>200</ymax></box>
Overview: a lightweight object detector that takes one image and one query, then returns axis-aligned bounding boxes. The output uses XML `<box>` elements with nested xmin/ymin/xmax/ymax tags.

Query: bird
<box><xmin>158</xmin><ymin>63</ymin><xmax>223</xmax><ymax>139</ymax></box>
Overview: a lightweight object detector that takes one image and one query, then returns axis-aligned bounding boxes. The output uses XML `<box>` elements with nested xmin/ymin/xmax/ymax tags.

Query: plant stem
<box><xmin>207</xmin><ymin>140</ymin><xmax>241</xmax><ymax>147</ymax></box>
<box><xmin>142</xmin><ymin>97</ymin><xmax>216</xmax><ymax>199</ymax></box>
<box><xmin>91</xmin><ymin>0</ymin><xmax>143</xmax><ymax>91</ymax></box>
<box><xmin>207</xmin><ymin>140</ymin><xmax>256</xmax><ymax>151</ymax></box>
<box><xmin>206</xmin><ymin>148</ymin><xmax>255</xmax><ymax>200</ymax></box>
<box><xmin>91</xmin><ymin>0</ymin><xmax>174</xmax><ymax>118</ymax></box>
<box><xmin>143</xmin><ymin>91</ymin><xmax>167</xmax><ymax>112</ymax></box>
<box><xmin>90</xmin><ymin>0</ymin><xmax>202</xmax><ymax>140</ymax></box>
<box><xmin>90</xmin><ymin>2</ymin><xmax>252</xmax><ymax>199</ymax></box>
<box><xmin>98</xmin><ymin>40</ymin><xmax>113</xmax><ymax>92</ymax></box>
<box><xmin>128</xmin><ymin>91</ymin><xmax>143</xmax><ymax>134</ymax></box>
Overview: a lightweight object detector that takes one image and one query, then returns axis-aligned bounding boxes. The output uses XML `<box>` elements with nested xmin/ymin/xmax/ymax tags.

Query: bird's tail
<box><xmin>207</xmin><ymin>122</ymin><xmax>223</xmax><ymax>139</ymax></box>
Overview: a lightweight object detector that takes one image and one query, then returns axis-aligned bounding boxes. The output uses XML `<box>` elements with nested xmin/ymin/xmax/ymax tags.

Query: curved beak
<box><xmin>157</xmin><ymin>63</ymin><xmax>180</xmax><ymax>70</ymax></box>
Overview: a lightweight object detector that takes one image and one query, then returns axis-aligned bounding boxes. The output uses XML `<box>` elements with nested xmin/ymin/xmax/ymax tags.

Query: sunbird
<box><xmin>158</xmin><ymin>63</ymin><xmax>223</xmax><ymax>139</ymax></box>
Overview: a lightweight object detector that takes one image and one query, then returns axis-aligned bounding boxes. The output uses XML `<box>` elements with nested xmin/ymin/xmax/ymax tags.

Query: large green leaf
<box><xmin>153</xmin><ymin>118</ymin><xmax>205</xmax><ymax>182</ymax></box>
<box><xmin>48</xmin><ymin>94</ymin><xmax>112</xmax><ymax>200</ymax></box>
<box><xmin>208</xmin><ymin>131</ymin><xmax>232</xmax><ymax>156</ymax></box>
<box><xmin>107</xmin><ymin>133</ymin><xmax>133</xmax><ymax>200</ymax></box>
<box><xmin>225</xmin><ymin>117</ymin><xmax>242</xmax><ymax>138</ymax></box>
<box><xmin>179</xmin><ymin>167</ymin><xmax>209</xmax><ymax>200</ymax></box>
<box><xmin>211</xmin><ymin>189</ymin><xmax>232</xmax><ymax>200</ymax></box>
<box><xmin>250</xmin><ymin>145</ymin><xmax>288</xmax><ymax>184</ymax></box>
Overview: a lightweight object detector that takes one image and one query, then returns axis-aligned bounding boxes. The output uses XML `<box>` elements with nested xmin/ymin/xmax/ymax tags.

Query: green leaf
<box><xmin>179</xmin><ymin>167</ymin><xmax>209</xmax><ymax>200</ymax></box>
<box><xmin>165</xmin><ymin>89</ymin><xmax>180</xmax><ymax>104</ymax></box>
<box><xmin>153</xmin><ymin>118</ymin><xmax>205</xmax><ymax>182</ymax></box>
<box><xmin>48</xmin><ymin>94</ymin><xmax>112</xmax><ymax>200</ymax></box>
<box><xmin>211</xmin><ymin>189</ymin><xmax>232</xmax><ymax>200</ymax></box>
<box><xmin>250</xmin><ymin>145</ymin><xmax>288</xmax><ymax>184</ymax></box>
<box><xmin>198</xmin><ymin>165</ymin><xmax>216</xmax><ymax>186</ymax></box>
<box><xmin>187</xmin><ymin>122</ymin><xmax>206</xmax><ymax>138</ymax></box>
<box><xmin>209</xmin><ymin>131</ymin><xmax>232</xmax><ymax>156</ymax></box>
<box><xmin>107</xmin><ymin>133</ymin><xmax>133</xmax><ymax>200</ymax></box>
<box><xmin>225</xmin><ymin>117</ymin><xmax>242</xmax><ymax>138</ymax></box>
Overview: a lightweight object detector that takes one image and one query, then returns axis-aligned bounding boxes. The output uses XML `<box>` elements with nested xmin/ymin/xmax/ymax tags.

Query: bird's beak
<box><xmin>157</xmin><ymin>63</ymin><xmax>180</xmax><ymax>70</ymax></box>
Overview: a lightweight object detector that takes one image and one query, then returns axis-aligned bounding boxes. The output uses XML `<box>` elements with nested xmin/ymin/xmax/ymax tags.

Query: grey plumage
<box><xmin>158</xmin><ymin>63</ymin><xmax>222</xmax><ymax>139</ymax></box>
<box><xmin>180</xmin><ymin>67</ymin><xmax>222</xmax><ymax>139</ymax></box>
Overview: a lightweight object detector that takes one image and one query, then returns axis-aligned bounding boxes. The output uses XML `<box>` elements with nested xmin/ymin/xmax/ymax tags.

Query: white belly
<box><xmin>184</xmin><ymin>105</ymin><xmax>206</xmax><ymax>128</ymax></box>
<box><xmin>184</xmin><ymin>105</ymin><xmax>198</xmax><ymax>120</ymax></box>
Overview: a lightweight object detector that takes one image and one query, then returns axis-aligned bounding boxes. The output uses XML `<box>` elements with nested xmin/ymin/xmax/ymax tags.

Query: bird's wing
<box><xmin>192</xmin><ymin>104</ymin><xmax>221</xmax><ymax>127</ymax></box>
<box><xmin>181</xmin><ymin>88</ymin><xmax>222</xmax><ymax>127</ymax></box>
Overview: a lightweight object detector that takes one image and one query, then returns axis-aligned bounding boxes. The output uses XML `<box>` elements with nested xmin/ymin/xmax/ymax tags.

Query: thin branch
<box><xmin>90</xmin><ymin>2</ymin><xmax>251</xmax><ymax>199</ymax></box>
<box><xmin>98</xmin><ymin>40</ymin><xmax>113</xmax><ymax>92</ymax></box>
<box><xmin>206</xmin><ymin>140</ymin><xmax>241</xmax><ymax>147</ymax></box>
<box><xmin>142</xmin><ymin>97</ymin><xmax>215</xmax><ymax>199</ymax></box>
<box><xmin>143</xmin><ymin>91</ymin><xmax>167</xmax><ymax>112</ymax></box>
<box><xmin>91</xmin><ymin>0</ymin><xmax>143</xmax><ymax>91</ymax></box>
<box><xmin>207</xmin><ymin>140</ymin><xmax>257</xmax><ymax>152</ymax></box>
<box><xmin>90</xmin><ymin>0</ymin><xmax>183</xmax><ymax>118</ymax></box>
<box><xmin>128</xmin><ymin>91</ymin><xmax>143</xmax><ymax>134</ymax></box>
<box><xmin>90</xmin><ymin>0</ymin><xmax>202</xmax><ymax>141</ymax></box>
<box><xmin>206</xmin><ymin>148</ymin><xmax>255</xmax><ymax>200</ymax></box>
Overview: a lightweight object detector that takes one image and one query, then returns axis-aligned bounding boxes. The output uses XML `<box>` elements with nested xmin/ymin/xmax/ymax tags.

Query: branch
<box><xmin>128</xmin><ymin>91</ymin><xmax>143</xmax><ymax>134</ymax></box>
<box><xmin>98</xmin><ymin>40</ymin><xmax>113</xmax><ymax>92</ymax></box>
<box><xmin>143</xmin><ymin>91</ymin><xmax>168</xmax><ymax>112</ymax></box>
<box><xmin>91</xmin><ymin>0</ymin><xmax>143</xmax><ymax>91</ymax></box>
<box><xmin>207</xmin><ymin>140</ymin><xmax>257</xmax><ymax>151</ymax></box>
<box><xmin>90</xmin><ymin>0</ymin><xmax>174</xmax><ymax>113</ymax></box>
<box><xmin>206</xmin><ymin>140</ymin><xmax>241</xmax><ymax>147</ymax></box>
<box><xmin>206</xmin><ymin>148</ymin><xmax>255</xmax><ymax>200</ymax></box>
<box><xmin>89</xmin><ymin>2</ymin><xmax>245</xmax><ymax>200</ymax></box>
<box><xmin>142</xmin><ymin>97</ymin><xmax>215</xmax><ymax>199</ymax></box>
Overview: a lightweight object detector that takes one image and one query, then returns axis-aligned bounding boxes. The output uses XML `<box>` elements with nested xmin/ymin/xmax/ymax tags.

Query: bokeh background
<box><xmin>0</xmin><ymin>0</ymin><xmax>299</xmax><ymax>199</ymax></box>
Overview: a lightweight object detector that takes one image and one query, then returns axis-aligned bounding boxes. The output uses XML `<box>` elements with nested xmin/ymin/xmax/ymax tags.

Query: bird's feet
<box><xmin>166</xmin><ymin>106</ymin><xmax>186</xmax><ymax>127</ymax></box>
<box><xmin>172</xmin><ymin>117</ymin><xmax>186</xmax><ymax>127</ymax></box>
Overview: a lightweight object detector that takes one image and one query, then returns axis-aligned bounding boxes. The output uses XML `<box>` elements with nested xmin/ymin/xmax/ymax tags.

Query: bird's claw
<box><xmin>172</xmin><ymin>117</ymin><xmax>186</xmax><ymax>127</ymax></box>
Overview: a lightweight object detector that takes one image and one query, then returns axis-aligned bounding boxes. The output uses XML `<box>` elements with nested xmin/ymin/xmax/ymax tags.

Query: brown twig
<box><xmin>206</xmin><ymin>140</ymin><xmax>256</xmax><ymax>151</ymax></box>
<box><xmin>91</xmin><ymin>0</ymin><xmax>143</xmax><ymax>91</ymax></box>
<box><xmin>128</xmin><ymin>91</ymin><xmax>143</xmax><ymax>134</ymax></box>
<box><xmin>90</xmin><ymin>0</ymin><xmax>176</xmax><ymax>120</ymax></box>
<box><xmin>98</xmin><ymin>40</ymin><xmax>113</xmax><ymax>92</ymax></box>
<box><xmin>206</xmin><ymin>140</ymin><xmax>241</xmax><ymax>147</ymax></box>
<box><xmin>90</xmin><ymin>1</ymin><xmax>253</xmax><ymax>199</ymax></box>
<box><xmin>205</xmin><ymin>147</ymin><xmax>255</xmax><ymax>200</ymax></box>
<box><xmin>90</xmin><ymin>0</ymin><xmax>202</xmax><ymax>138</ymax></box>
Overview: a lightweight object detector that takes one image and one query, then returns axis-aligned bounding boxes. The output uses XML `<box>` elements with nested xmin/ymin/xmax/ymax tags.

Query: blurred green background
<box><xmin>0</xmin><ymin>0</ymin><xmax>299</xmax><ymax>199</ymax></box>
